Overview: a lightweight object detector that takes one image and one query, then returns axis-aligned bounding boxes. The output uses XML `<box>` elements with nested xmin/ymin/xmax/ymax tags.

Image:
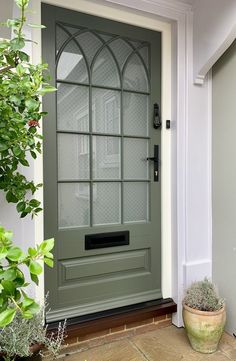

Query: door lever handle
<box><xmin>147</xmin><ymin>156</ymin><xmax>158</xmax><ymax>162</ymax></box>
<box><xmin>147</xmin><ymin>145</ymin><xmax>159</xmax><ymax>182</ymax></box>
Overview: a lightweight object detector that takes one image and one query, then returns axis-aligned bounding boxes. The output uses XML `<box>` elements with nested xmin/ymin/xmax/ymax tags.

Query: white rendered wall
<box><xmin>193</xmin><ymin>0</ymin><xmax>236</xmax><ymax>83</ymax></box>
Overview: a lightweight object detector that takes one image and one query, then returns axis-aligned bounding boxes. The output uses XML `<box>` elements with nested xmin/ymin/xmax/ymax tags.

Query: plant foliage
<box><xmin>183</xmin><ymin>278</ymin><xmax>224</xmax><ymax>312</ymax></box>
<box><xmin>0</xmin><ymin>0</ymin><xmax>56</xmax><ymax>218</ymax></box>
<box><xmin>0</xmin><ymin>301</ymin><xmax>66</xmax><ymax>361</ymax></box>
<box><xmin>0</xmin><ymin>225</ymin><xmax>54</xmax><ymax>328</ymax></box>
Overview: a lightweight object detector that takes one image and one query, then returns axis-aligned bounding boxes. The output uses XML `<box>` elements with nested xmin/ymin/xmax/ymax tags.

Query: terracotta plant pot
<box><xmin>183</xmin><ymin>303</ymin><xmax>226</xmax><ymax>354</ymax></box>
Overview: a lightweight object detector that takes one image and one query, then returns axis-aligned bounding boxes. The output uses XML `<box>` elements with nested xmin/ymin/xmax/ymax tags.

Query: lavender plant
<box><xmin>183</xmin><ymin>278</ymin><xmax>224</xmax><ymax>312</ymax></box>
<box><xmin>0</xmin><ymin>301</ymin><xmax>66</xmax><ymax>361</ymax></box>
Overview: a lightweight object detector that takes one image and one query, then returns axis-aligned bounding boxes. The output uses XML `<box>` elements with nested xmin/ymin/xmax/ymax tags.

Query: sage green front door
<box><xmin>42</xmin><ymin>3</ymin><xmax>162</xmax><ymax>322</ymax></box>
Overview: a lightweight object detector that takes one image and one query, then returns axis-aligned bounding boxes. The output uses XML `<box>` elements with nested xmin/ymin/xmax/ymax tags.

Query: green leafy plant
<box><xmin>0</xmin><ymin>225</ymin><xmax>54</xmax><ymax>328</ymax></box>
<box><xmin>0</xmin><ymin>0</ymin><xmax>56</xmax><ymax>218</ymax></box>
<box><xmin>183</xmin><ymin>278</ymin><xmax>224</xmax><ymax>312</ymax></box>
<box><xmin>0</xmin><ymin>301</ymin><xmax>66</xmax><ymax>361</ymax></box>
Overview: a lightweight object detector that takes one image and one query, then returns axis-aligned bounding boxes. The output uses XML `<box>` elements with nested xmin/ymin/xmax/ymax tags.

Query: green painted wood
<box><xmin>42</xmin><ymin>3</ymin><xmax>162</xmax><ymax>322</ymax></box>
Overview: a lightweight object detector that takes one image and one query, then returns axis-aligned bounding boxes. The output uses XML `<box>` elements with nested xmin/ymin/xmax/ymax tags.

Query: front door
<box><xmin>42</xmin><ymin>3</ymin><xmax>162</xmax><ymax>322</ymax></box>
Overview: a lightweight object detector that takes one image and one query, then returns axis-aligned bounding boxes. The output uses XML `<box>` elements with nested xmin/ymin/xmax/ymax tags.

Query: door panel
<box><xmin>42</xmin><ymin>3</ymin><xmax>162</xmax><ymax>322</ymax></box>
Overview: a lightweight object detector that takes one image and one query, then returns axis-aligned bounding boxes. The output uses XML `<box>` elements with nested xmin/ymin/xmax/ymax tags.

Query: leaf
<box><xmin>0</xmin><ymin>142</ymin><xmax>8</xmax><ymax>152</ymax></box>
<box><xmin>7</xmin><ymin>246</ymin><xmax>23</xmax><ymax>261</ymax></box>
<box><xmin>0</xmin><ymin>247</ymin><xmax>8</xmax><ymax>260</ymax></box>
<box><xmin>13</xmin><ymin>145</ymin><xmax>22</xmax><ymax>156</ymax></box>
<box><xmin>16</xmin><ymin>64</ymin><xmax>25</xmax><ymax>76</ymax></box>
<box><xmin>15</xmin><ymin>0</ymin><xmax>29</xmax><ymax>8</ymax></box>
<box><xmin>19</xmin><ymin>158</ymin><xmax>29</xmax><ymax>167</ymax></box>
<box><xmin>28</xmin><ymin>247</ymin><xmax>37</xmax><ymax>257</ymax></box>
<box><xmin>6</xmin><ymin>191</ymin><xmax>18</xmax><ymax>203</ymax></box>
<box><xmin>29</xmin><ymin>260</ymin><xmax>42</xmax><ymax>275</ymax></box>
<box><xmin>17</xmin><ymin>201</ymin><xmax>26</xmax><ymax>212</ymax></box>
<box><xmin>25</xmin><ymin>99</ymin><xmax>39</xmax><ymax>112</ymax></box>
<box><xmin>44</xmin><ymin>258</ymin><xmax>54</xmax><ymax>268</ymax></box>
<box><xmin>2</xmin><ymin>280</ymin><xmax>15</xmax><ymax>296</ymax></box>
<box><xmin>38</xmin><ymin>85</ymin><xmax>57</xmax><ymax>95</ymax></box>
<box><xmin>0</xmin><ymin>308</ymin><xmax>16</xmax><ymax>327</ymax></box>
<box><xmin>30</xmin><ymin>273</ymin><xmax>39</xmax><ymax>285</ymax></box>
<box><xmin>30</xmin><ymin>150</ymin><xmax>37</xmax><ymax>159</ymax></box>
<box><xmin>22</xmin><ymin>292</ymin><xmax>34</xmax><ymax>308</ymax></box>
<box><xmin>10</xmin><ymin>37</ymin><xmax>25</xmax><ymax>51</ymax></box>
<box><xmin>29</xmin><ymin>199</ymin><xmax>40</xmax><ymax>208</ymax></box>
<box><xmin>3</xmin><ymin>269</ymin><xmax>17</xmax><ymax>281</ymax></box>
<box><xmin>27</xmin><ymin>23</ymin><xmax>46</xmax><ymax>29</ymax></box>
<box><xmin>39</xmin><ymin>238</ymin><xmax>54</xmax><ymax>254</ymax></box>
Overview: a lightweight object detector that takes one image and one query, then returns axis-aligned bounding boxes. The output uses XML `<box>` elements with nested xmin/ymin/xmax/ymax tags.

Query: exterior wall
<box><xmin>0</xmin><ymin>0</ymin><xmax>13</xmax><ymax>39</ymax></box>
<box><xmin>193</xmin><ymin>0</ymin><xmax>236</xmax><ymax>83</ymax></box>
<box><xmin>212</xmin><ymin>41</ymin><xmax>236</xmax><ymax>335</ymax></box>
<box><xmin>0</xmin><ymin>0</ymin><xmax>214</xmax><ymax>325</ymax></box>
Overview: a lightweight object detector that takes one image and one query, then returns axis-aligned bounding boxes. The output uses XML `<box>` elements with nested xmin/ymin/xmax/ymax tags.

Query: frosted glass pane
<box><xmin>93</xmin><ymin>136</ymin><xmax>121</xmax><ymax>179</ymax></box>
<box><xmin>124</xmin><ymin>139</ymin><xmax>148</xmax><ymax>179</ymax></box>
<box><xmin>92</xmin><ymin>89</ymin><xmax>121</xmax><ymax>134</ymax></box>
<box><xmin>139</xmin><ymin>47</ymin><xmax>149</xmax><ymax>69</ymax></box>
<box><xmin>77</xmin><ymin>32</ymin><xmax>102</xmax><ymax>65</ymax></box>
<box><xmin>123</xmin><ymin>54</ymin><xmax>149</xmax><ymax>92</ymax></box>
<box><xmin>93</xmin><ymin>183</ymin><xmax>121</xmax><ymax>225</ymax></box>
<box><xmin>57</xmin><ymin>41</ymin><xmax>88</xmax><ymax>83</ymax></box>
<box><xmin>58</xmin><ymin>134</ymin><xmax>89</xmax><ymax>180</ymax></box>
<box><xmin>58</xmin><ymin>183</ymin><xmax>90</xmax><ymax>228</ymax></box>
<box><xmin>92</xmin><ymin>47</ymin><xmax>120</xmax><ymax>88</ymax></box>
<box><xmin>123</xmin><ymin>93</ymin><xmax>149</xmax><ymax>136</ymax></box>
<box><xmin>109</xmin><ymin>39</ymin><xmax>132</xmax><ymax>69</ymax></box>
<box><xmin>57</xmin><ymin>84</ymin><xmax>89</xmax><ymax>132</ymax></box>
<box><xmin>56</xmin><ymin>26</ymin><xmax>68</xmax><ymax>53</ymax></box>
<box><xmin>124</xmin><ymin>183</ymin><xmax>149</xmax><ymax>223</ymax></box>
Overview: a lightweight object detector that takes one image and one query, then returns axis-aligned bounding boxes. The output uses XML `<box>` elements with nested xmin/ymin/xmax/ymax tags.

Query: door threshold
<box><xmin>47</xmin><ymin>298</ymin><xmax>177</xmax><ymax>339</ymax></box>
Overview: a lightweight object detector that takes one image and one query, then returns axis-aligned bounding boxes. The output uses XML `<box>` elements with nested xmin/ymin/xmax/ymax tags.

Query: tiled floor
<box><xmin>60</xmin><ymin>326</ymin><xmax>236</xmax><ymax>361</ymax></box>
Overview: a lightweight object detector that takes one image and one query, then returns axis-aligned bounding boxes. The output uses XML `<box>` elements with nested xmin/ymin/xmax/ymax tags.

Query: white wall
<box><xmin>0</xmin><ymin>0</ymin><xmax>13</xmax><ymax>39</ymax></box>
<box><xmin>193</xmin><ymin>0</ymin><xmax>236</xmax><ymax>83</ymax></box>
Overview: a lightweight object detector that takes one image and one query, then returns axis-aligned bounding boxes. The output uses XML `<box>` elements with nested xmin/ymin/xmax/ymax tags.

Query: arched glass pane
<box><xmin>78</xmin><ymin>32</ymin><xmax>102</xmax><ymax>65</ymax></box>
<box><xmin>57</xmin><ymin>41</ymin><xmax>88</xmax><ymax>83</ymax></box>
<box><xmin>109</xmin><ymin>39</ymin><xmax>132</xmax><ymax>70</ymax></box>
<box><xmin>92</xmin><ymin>47</ymin><xmax>120</xmax><ymax>88</ymax></box>
<box><xmin>56</xmin><ymin>26</ymin><xmax>68</xmax><ymax>54</ymax></box>
<box><xmin>123</xmin><ymin>54</ymin><xmax>149</xmax><ymax>92</ymax></box>
<box><xmin>139</xmin><ymin>47</ymin><xmax>149</xmax><ymax>69</ymax></box>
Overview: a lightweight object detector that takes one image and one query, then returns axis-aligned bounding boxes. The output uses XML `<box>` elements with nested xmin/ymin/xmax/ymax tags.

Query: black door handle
<box><xmin>147</xmin><ymin>145</ymin><xmax>159</xmax><ymax>182</ymax></box>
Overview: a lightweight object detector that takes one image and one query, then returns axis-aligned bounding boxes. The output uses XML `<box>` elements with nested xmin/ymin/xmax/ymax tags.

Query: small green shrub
<box><xmin>0</xmin><ymin>226</ymin><xmax>54</xmax><ymax>327</ymax></box>
<box><xmin>0</xmin><ymin>301</ymin><xmax>66</xmax><ymax>361</ymax></box>
<box><xmin>183</xmin><ymin>278</ymin><xmax>224</xmax><ymax>312</ymax></box>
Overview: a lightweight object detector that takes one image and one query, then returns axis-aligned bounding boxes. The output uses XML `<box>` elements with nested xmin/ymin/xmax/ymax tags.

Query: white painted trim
<box><xmin>195</xmin><ymin>24</ymin><xmax>236</xmax><ymax>83</ymax></box>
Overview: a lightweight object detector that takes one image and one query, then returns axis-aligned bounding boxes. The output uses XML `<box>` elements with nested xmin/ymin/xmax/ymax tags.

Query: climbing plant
<box><xmin>0</xmin><ymin>0</ymin><xmax>56</xmax><ymax>218</ymax></box>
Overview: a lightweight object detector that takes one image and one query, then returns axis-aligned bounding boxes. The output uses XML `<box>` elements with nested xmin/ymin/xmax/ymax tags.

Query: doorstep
<box><xmin>47</xmin><ymin>298</ymin><xmax>177</xmax><ymax>356</ymax></box>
